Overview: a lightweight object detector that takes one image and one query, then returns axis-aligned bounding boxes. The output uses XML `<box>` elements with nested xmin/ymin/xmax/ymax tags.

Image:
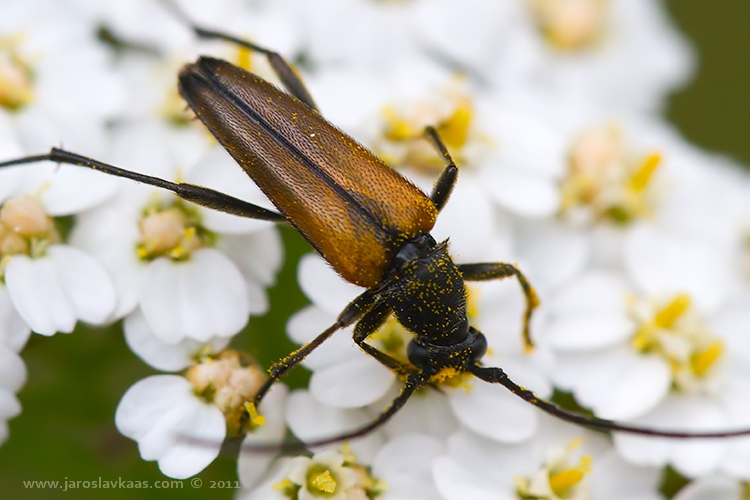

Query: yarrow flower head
<box><xmin>434</xmin><ymin>416</ymin><xmax>663</xmax><ymax>500</ymax></box>
<box><xmin>276</xmin><ymin>448</ymin><xmax>383</xmax><ymax>500</ymax></box>
<box><xmin>116</xmin><ymin>343</ymin><xmax>287</xmax><ymax>479</ymax></box>
<box><xmin>560</xmin><ymin>123</ymin><xmax>662</xmax><ymax>226</ymax></box>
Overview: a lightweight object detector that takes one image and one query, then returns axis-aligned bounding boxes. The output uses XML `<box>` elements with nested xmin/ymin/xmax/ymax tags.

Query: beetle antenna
<box><xmin>469</xmin><ymin>364</ymin><xmax>750</xmax><ymax>438</ymax></box>
<box><xmin>0</xmin><ymin>148</ymin><xmax>285</xmax><ymax>222</ymax></box>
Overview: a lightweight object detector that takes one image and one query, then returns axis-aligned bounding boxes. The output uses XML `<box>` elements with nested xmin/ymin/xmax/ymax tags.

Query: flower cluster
<box><xmin>3</xmin><ymin>0</ymin><xmax>750</xmax><ymax>499</ymax></box>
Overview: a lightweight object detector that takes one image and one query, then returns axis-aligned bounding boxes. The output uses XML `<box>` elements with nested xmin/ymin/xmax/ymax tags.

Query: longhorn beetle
<box><xmin>2</xmin><ymin>6</ymin><xmax>750</xmax><ymax>449</ymax></box>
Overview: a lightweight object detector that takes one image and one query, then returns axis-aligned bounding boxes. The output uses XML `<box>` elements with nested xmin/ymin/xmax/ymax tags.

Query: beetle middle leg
<box><xmin>249</xmin><ymin>289</ymin><xmax>379</xmax><ymax>407</ymax></box>
<box><xmin>458</xmin><ymin>262</ymin><xmax>539</xmax><ymax>351</ymax></box>
<box><xmin>424</xmin><ymin>126</ymin><xmax>458</xmax><ymax>213</ymax></box>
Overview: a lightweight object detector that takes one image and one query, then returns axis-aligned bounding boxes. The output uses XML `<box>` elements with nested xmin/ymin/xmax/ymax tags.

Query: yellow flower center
<box><xmin>548</xmin><ymin>455</ymin><xmax>591</xmax><ymax>498</ymax></box>
<box><xmin>527</xmin><ymin>0</ymin><xmax>609</xmax><ymax>52</ymax></box>
<box><xmin>560</xmin><ymin>124</ymin><xmax>661</xmax><ymax>225</ymax></box>
<box><xmin>0</xmin><ymin>196</ymin><xmax>59</xmax><ymax>279</ymax></box>
<box><xmin>185</xmin><ymin>349</ymin><xmax>266</xmax><ymax>434</ymax></box>
<box><xmin>377</xmin><ymin>78</ymin><xmax>489</xmax><ymax>175</ymax></box>
<box><xmin>630</xmin><ymin>293</ymin><xmax>724</xmax><ymax>392</ymax></box>
<box><xmin>516</xmin><ymin>439</ymin><xmax>592</xmax><ymax>500</ymax></box>
<box><xmin>136</xmin><ymin>198</ymin><xmax>214</xmax><ymax>261</ymax></box>
<box><xmin>308</xmin><ymin>468</ymin><xmax>337</xmax><ymax>496</ymax></box>
<box><xmin>0</xmin><ymin>36</ymin><xmax>34</xmax><ymax>111</ymax></box>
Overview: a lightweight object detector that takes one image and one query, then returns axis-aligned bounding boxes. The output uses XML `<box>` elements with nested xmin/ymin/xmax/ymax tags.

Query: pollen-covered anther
<box><xmin>377</xmin><ymin>78</ymin><xmax>487</xmax><ymax>175</ymax></box>
<box><xmin>136</xmin><ymin>201</ymin><xmax>212</xmax><ymax>261</ymax></box>
<box><xmin>515</xmin><ymin>439</ymin><xmax>592</xmax><ymax>500</ymax></box>
<box><xmin>527</xmin><ymin>0</ymin><xmax>609</xmax><ymax>52</ymax></box>
<box><xmin>282</xmin><ymin>448</ymin><xmax>383</xmax><ymax>500</ymax></box>
<box><xmin>185</xmin><ymin>350</ymin><xmax>266</xmax><ymax>430</ymax></box>
<box><xmin>561</xmin><ymin>124</ymin><xmax>661</xmax><ymax>225</ymax></box>
<box><xmin>139</xmin><ymin>208</ymin><xmax>187</xmax><ymax>255</ymax></box>
<box><xmin>629</xmin><ymin>293</ymin><xmax>724</xmax><ymax>392</ymax></box>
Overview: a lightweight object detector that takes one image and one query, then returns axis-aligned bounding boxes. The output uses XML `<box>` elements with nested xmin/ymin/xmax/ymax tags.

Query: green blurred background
<box><xmin>1</xmin><ymin>2</ymin><xmax>750</xmax><ymax>498</ymax></box>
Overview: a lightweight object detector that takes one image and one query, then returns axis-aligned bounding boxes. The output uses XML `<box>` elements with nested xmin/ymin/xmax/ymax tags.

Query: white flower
<box><xmin>0</xmin><ymin>342</ymin><xmax>26</xmax><ymax>445</ymax></box>
<box><xmin>123</xmin><ymin>308</ymin><xmax>230</xmax><ymax>371</ymax></box>
<box><xmin>540</xmin><ymin>227</ymin><xmax>750</xmax><ymax>476</ymax></box>
<box><xmin>115</xmin><ymin>374</ymin><xmax>226</xmax><ymax>479</ymax></box>
<box><xmin>0</xmin><ymin>189</ymin><xmax>117</xmax><ymax>336</ymax></box>
<box><xmin>434</xmin><ymin>416</ymin><xmax>663</xmax><ymax>500</ymax></box>
<box><xmin>71</xmin><ymin>128</ymin><xmax>283</xmax><ymax>344</ymax></box>
<box><xmin>115</xmin><ymin>349</ymin><xmax>287</xmax><ymax>479</ymax></box>
<box><xmin>284</xmin><ymin>389</ymin><xmax>386</xmax><ymax>462</ymax></box>
<box><xmin>0</xmin><ymin>0</ymin><xmax>124</xmax><ymax>155</ymax></box>
<box><xmin>412</xmin><ymin>0</ymin><xmax>694</xmax><ymax>111</ymax></box>
<box><xmin>238</xmin><ymin>433</ymin><xmax>441</xmax><ymax>500</ymax></box>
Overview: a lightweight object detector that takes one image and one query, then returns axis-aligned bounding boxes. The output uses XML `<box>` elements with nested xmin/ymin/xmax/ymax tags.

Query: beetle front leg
<box><xmin>458</xmin><ymin>262</ymin><xmax>539</xmax><ymax>351</ymax></box>
<box><xmin>353</xmin><ymin>302</ymin><xmax>416</xmax><ymax>377</ymax></box>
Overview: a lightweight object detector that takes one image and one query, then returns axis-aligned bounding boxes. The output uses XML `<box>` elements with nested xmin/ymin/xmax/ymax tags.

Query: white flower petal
<box><xmin>449</xmin><ymin>381</ymin><xmax>538</xmax><ymax>443</ymax></box>
<box><xmin>124</xmin><ymin>309</ymin><xmax>230</xmax><ymax>371</ymax></box>
<box><xmin>625</xmin><ymin>223</ymin><xmax>729</xmax><ymax>312</ymax></box>
<box><xmin>286</xmin><ymin>306</ymin><xmax>334</xmax><ymax>345</ymax></box>
<box><xmin>298</xmin><ymin>254</ymin><xmax>363</xmax><ymax>315</ymax></box>
<box><xmin>0</xmin><ymin>286</ymin><xmax>31</xmax><ymax>352</ymax></box>
<box><xmin>672</xmin><ymin>476</ymin><xmax>740</xmax><ymax>500</ymax></box>
<box><xmin>156</xmin><ymin>398</ymin><xmax>226</xmax><ymax>479</ymax></box>
<box><xmin>47</xmin><ymin>245</ymin><xmax>116</xmax><ymax>324</ymax></box>
<box><xmin>372</xmin><ymin>434</ymin><xmax>443</xmax><ymax>499</ymax></box>
<box><xmin>239</xmin><ymin>384</ymin><xmax>289</xmax><ymax>489</ymax></box>
<box><xmin>556</xmin><ymin>348</ymin><xmax>671</xmax><ymax>420</ymax></box>
<box><xmin>140</xmin><ymin>249</ymin><xmax>250</xmax><ymax>343</ymax></box>
<box><xmin>0</xmin><ymin>345</ymin><xmax>26</xmax><ymax>392</ymax></box>
<box><xmin>0</xmin><ymin>388</ymin><xmax>22</xmax><ymax>421</ymax></box>
<box><xmin>285</xmin><ymin>389</ymin><xmax>384</xmax><ymax>460</ymax></box>
<box><xmin>517</xmin><ymin>221</ymin><xmax>590</xmax><ymax>293</ymax></box>
<box><xmin>545</xmin><ymin>315</ymin><xmax>634</xmax><ymax>351</ymax></box>
<box><xmin>115</xmin><ymin>375</ymin><xmax>225</xmax><ymax>478</ymax></box>
<box><xmin>70</xmin><ymin>206</ymin><xmax>144</xmax><ymax>318</ymax></box>
<box><xmin>5</xmin><ymin>254</ymin><xmax>76</xmax><ymax>335</ymax></box>
<box><xmin>432</xmin><ymin>455</ymin><xmax>508</xmax><ymax>500</ymax></box>
<box><xmin>309</xmin><ymin>356</ymin><xmax>395</xmax><ymax>408</ymax></box>
<box><xmin>485</xmin><ymin>169</ymin><xmax>560</xmax><ymax>218</ymax></box>
<box><xmin>217</xmin><ymin>228</ymin><xmax>284</xmax><ymax>287</ymax></box>
<box><xmin>614</xmin><ymin>396</ymin><xmax>728</xmax><ymax>477</ymax></box>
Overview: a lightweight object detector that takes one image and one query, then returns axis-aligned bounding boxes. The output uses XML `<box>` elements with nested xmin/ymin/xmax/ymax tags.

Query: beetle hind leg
<box><xmin>159</xmin><ymin>0</ymin><xmax>318</xmax><ymax>111</ymax></box>
<box><xmin>458</xmin><ymin>262</ymin><xmax>539</xmax><ymax>351</ymax></box>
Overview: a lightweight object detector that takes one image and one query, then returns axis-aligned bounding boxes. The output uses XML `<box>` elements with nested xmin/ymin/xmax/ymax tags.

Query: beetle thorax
<box><xmin>384</xmin><ymin>237</ymin><xmax>469</xmax><ymax>345</ymax></box>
